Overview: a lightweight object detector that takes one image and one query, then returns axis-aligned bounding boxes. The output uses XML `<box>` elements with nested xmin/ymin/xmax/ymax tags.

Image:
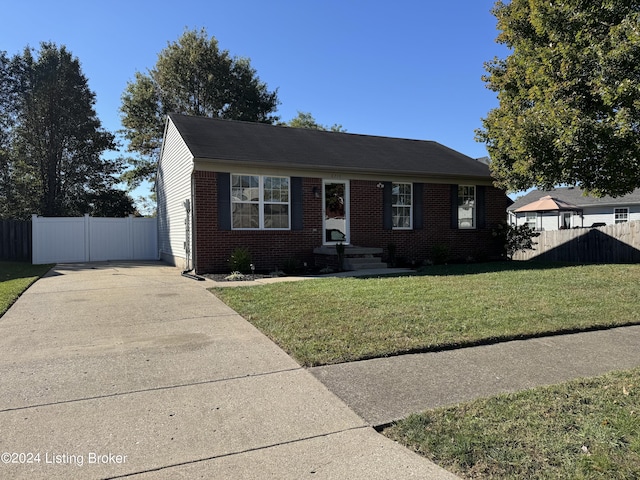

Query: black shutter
<box><xmin>217</xmin><ymin>172</ymin><xmax>231</xmax><ymax>230</ymax></box>
<box><xmin>413</xmin><ymin>183</ymin><xmax>424</xmax><ymax>230</ymax></box>
<box><xmin>383</xmin><ymin>182</ymin><xmax>393</xmax><ymax>230</ymax></box>
<box><xmin>450</xmin><ymin>184</ymin><xmax>459</xmax><ymax>230</ymax></box>
<box><xmin>476</xmin><ymin>185</ymin><xmax>486</xmax><ymax>229</ymax></box>
<box><xmin>291</xmin><ymin>177</ymin><xmax>303</xmax><ymax>230</ymax></box>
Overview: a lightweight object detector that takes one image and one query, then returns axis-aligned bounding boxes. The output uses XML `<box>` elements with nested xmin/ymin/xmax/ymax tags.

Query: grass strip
<box><xmin>383</xmin><ymin>368</ymin><xmax>640</xmax><ymax>479</ymax></box>
<box><xmin>211</xmin><ymin>263</ymin><xmax>640</xmax><ymax>366</ymax></box>
<box><xmin>0</xmin><ymin>261</ymin><xmax>53</xmax><ymax>317</ymax></box>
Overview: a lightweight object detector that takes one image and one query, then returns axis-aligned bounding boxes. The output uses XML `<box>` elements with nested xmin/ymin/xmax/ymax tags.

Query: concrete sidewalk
<box><xmin>310</xmin><ymin>325</ymin><xmax>640</xmax><ymax>426</ymax></box>
<box><xmin>0</xmin><ymin>262</ymin><xmax>456</xmax><ymax>479</ymax></box>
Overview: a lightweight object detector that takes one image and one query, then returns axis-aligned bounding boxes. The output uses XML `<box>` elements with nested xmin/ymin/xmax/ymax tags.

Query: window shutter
<box><xmin>217</xmin><ymin>172</ymin><xmax>231</xmax><ymax>230</ymax></box>
<box><xmin>383</xmin><ymin>182</ymin><xmax>393</xmax><ymax>230</ymax></box>
<box><xmin>476</xmin><ymin>185</ymin><xmax>486</xmax><ymax>229</ymax></box>
<box><xmin>450</xmin><ymin>184</ymin><xmax>458</xmax><ymax>230</ymax></box>
<box><xmin>291</xmin><ymin>177</ymin><xmax>303</xmax><ymax>230</ymax></box>
<box><xmin>413</xmin><ymin>183</ymin><xmax>424</xmax><ymax>230</ymax></box>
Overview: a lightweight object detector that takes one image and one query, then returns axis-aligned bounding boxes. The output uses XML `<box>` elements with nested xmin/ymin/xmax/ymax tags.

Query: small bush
<box><xmin>492</xmin><ymin>222</ymin><xmax>540</xmax><ymax>260</ymax></box>
<box><xmin>387</xmin><ymin>243</ymin><xmax>397</xmax><ymax>267</ymax></box>
<box><xmin>431</xmin><ymin>244</ymin><xmax>450</xmax><ymax>265</ymax></box>
<box><xmin>228</xmin><ymin>247</ymin><xmax>252</xmax><ymax>273</ymax></box>
<box><xmin>281</xmin><ymin>257</ymin><xmax>300</xmax><ymax>274</ymax></box>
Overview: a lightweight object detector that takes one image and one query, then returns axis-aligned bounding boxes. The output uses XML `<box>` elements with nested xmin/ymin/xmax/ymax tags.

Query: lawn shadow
<box><xmin>414</xmin><ymin>260</ymin><xmax>583</xmax><ymax>277</ymax></box>
<box><xmin>0</xmin><ymin>261</ymin><xmax>54</xmax><ymax>282</ymax></box>
<box><xmin>353</xmin><ymin>261</ymin><xmax>578</xmax><ymax>279</ymax></box>
<box><xmin>348</xmin><ymin>320</ymin><xmax>640</xmax><ymax>366</ymax></box>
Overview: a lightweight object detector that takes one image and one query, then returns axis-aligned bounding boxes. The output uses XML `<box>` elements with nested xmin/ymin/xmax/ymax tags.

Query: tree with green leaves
<box><xmin>0</xmin><ymin>51</ymin><xmax>17</xmax><ymax>219</ymax></box>
<box><xmin>477</xmin><ymin>1</ymin><xmax>640</xmax><ymax>197</ymax></box>
<box><xmin>0</xmin><ymin>43</ymin><xmax>132</xmax><ymax>219</ymax></box>
<box><xmin>120</xmin><ymin>28</ymin><xmax>280</xmax><ymax>189</ymax></box>
<box><xmin>285</xmin><ymin>111</ymin><xmax>346</xmax><ymax>132</ymax></box>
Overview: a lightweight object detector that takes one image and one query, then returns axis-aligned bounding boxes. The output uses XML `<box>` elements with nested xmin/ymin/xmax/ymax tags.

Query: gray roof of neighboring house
<box><xmin>168</xmin><ymin>113</ymin><xmax>493</xmax><ymax>180</ymax></box>
<box><xmin>508</xmin><ymin>187</ymin><xmax>640</xmax><ymax>212</ymax></box>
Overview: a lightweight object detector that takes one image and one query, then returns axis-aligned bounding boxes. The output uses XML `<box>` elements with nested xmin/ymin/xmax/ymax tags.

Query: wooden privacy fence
<box><xmin>32</xmin><ymin>214</ymin><xmax>158</xmax><ymax>264</ymax></box>
<box><xmin>513</xmin><ymin>221</ymin><xmax>640</xmax><ymax>263</ymax></box>
<box><xmin>0</xmin><ymin>219</ymin><xmax>32</xmax><ymax>261</ymax></box>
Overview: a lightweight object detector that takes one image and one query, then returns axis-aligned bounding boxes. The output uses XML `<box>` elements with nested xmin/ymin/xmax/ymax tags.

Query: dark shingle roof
<box><xmin>169</xmin><ymin>114</ymin><xmax>492</xmax><ymax>179</ymax></box>
<box><xmin>508</xmin><ymin>187</ymin><xmax>640</xmax><ymax>211</ymax></box>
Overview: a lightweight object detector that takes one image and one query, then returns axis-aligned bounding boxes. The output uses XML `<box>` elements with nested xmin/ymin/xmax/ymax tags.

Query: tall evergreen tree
<box><xmin>0</xmin><ymin>43</ymin><xmax>132</xmax><ymax>219</ymax></box>
<box><xmin>0</xmin><ymin>51</ymin><xmax>20</xmax><ymax>218</ymax></box>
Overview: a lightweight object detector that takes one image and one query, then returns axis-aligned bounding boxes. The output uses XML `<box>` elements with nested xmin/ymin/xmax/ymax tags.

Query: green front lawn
<box><xmin>211</xmin><ymin>262</ymin><xmax>640</xmax><ymax>366</ymax></box>
<box><xmin>0</xmin><ymin>261</ymin><xmax>52</xmax><ymax>317</ymax></box>
<box><xmin>384</xmin><ymin>368</ymin><xmax>640</xmax><ymax>479</ymax></box>
<box><xmin>213</xmin><ymin>262</ymin><xmax>640</xmax><ymax>477</ymax></box>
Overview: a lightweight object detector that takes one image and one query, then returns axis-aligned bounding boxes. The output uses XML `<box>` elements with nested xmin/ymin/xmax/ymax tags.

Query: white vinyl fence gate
<box><xmin>32</xmin><ymin>214</ymin><xmax>158</xmax><ymax>264</ymax></box>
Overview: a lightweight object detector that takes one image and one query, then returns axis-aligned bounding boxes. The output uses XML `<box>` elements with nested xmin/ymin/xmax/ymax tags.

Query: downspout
<box><xmin>191</xmin><ymin>171</ymin><xmax>197</xmax><ymax>273</ymax></box>
<box><xmin>181</xmin><ymin>169</ymin><xmax>204</xmax><ymax>281</ymax></box>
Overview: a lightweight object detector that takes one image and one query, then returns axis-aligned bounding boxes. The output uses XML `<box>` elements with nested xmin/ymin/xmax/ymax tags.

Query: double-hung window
<box><xmin>614</xmin><ymin>207</ymin><xmax>629</xmax><ymax>224</ymax></box>
<box><xmin>525</xmin><ymin>212</ymin><xmax>537</xmax><ymax>230</ymax></box>
<box><xmin>457</xmin><ymin>185</ymin><xmax>476</xmax><ymax>229</ymax></box>
<box><xmin>231</xmin><ymin>175</ymin><xmax>290</xmax><ymax>229</ymax></box>
<box><xmin>392</xmin><ymin>183</ymin><xmax>412</xmax><ymax>229</ymax></box>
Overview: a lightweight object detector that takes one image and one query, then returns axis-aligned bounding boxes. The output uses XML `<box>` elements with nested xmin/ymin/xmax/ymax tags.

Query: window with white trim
<box><xmin>231</xmin><ymin>175</ymin><xmax>290</xmax><ymax>229</ymax></box>
<box><xmin>392</xmin><ymin>183</ymin><xmax>412</xmax><ymax>229</ymax></box>
<box><xmin>525</xmin><ymin>212</ymin><xmax>537</xmax><ymax>230</ymax></box>
<box><xmin>457</xmin><ymin>185</ymin><xmax>476</xmax><ymax>229</ymax></box>
<box><xmin>614</xmin><ymin>207</ymin><xmax>629</xmax><ymax>224</ymax></box>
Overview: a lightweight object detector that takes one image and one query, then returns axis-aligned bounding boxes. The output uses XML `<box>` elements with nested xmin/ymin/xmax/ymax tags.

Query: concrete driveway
<box><xmin>0</xmin><ymin>262</ymin><xmax>456</xmax><ymax>479</ymax></box>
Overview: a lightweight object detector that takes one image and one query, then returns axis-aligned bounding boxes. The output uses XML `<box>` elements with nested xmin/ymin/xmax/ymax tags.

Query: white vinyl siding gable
<box><xmin>157</xmin><ymin>118</ymin><xmax>195</xmax><ymax>265</ymax></box>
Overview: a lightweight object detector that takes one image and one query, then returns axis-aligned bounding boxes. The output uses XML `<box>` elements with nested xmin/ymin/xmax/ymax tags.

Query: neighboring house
<box><xmin>508</xmin><ymin>187</ymin><xmax>640</xmax><ymax>230</ymax></box>
<box><xmin>157</xmin><ymin>113</ymin><xmax>511</xmax><ymax>274</ymax></box>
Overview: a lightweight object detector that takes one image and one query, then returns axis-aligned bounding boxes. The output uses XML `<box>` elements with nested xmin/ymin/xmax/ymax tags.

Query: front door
<box><xmin>323</xmin><ymin>180</ymin><xmax>349</xmax><ymax>244</ymax></box>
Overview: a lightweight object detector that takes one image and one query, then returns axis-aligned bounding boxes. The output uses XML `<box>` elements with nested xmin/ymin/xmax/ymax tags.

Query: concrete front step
<box><xmin>345</xmin><ymin>257</ymin><xmax>386</xmax><ymax>270</ymax></box>
<box><xmin>313</xmin><ymin>246</ymin><xmax>387</xmax><ymax>271</ymax></box>
<box><xmin>313</xmin><ymin>246</ymin><xmax>383</xmax><ymax>256</ymax></box>
<box><xmin>345</xmin><ymin>262</ymin><xmax>387</xmax><ymax>270</ymax></box>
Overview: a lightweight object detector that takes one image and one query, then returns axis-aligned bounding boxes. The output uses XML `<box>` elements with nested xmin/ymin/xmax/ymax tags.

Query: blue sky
<box><xmin>3</xmin><ymin>1</ymin><xmax>509</xmax><ymax>205</ymax></box>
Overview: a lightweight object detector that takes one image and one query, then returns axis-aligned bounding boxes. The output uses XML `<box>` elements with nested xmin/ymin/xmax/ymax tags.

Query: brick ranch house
<box><xmin>157</xmin><ymin>113</ymin><xmax>511</xmax><ymax>274</ymax></box>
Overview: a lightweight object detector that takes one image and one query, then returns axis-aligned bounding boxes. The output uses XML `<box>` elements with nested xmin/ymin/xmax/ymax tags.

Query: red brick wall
<box><xmin>193</xmin><ymin>173</ymin><xmax>510</xmax><ymax>273</ymax></box>
<box><xmin>350</xmin><ymin>181</ymin><xmax>509</xmax><ymax>265</ymax></box>
<box><xmin>193</xmin><ymin>172</ymin><xmax>324</xmax><ymax>273</ymax></box>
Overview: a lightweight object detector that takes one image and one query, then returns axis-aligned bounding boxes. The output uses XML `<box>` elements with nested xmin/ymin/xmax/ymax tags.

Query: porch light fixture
<box><xmin>312</xmin><ymin>186</ymin><xmax>320</xmax><ymax>198</ymax></box>
<box><xmin>376</xmin><ymin>182</ymin><xmax>384</xmax><ymax>189</ymax></box>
